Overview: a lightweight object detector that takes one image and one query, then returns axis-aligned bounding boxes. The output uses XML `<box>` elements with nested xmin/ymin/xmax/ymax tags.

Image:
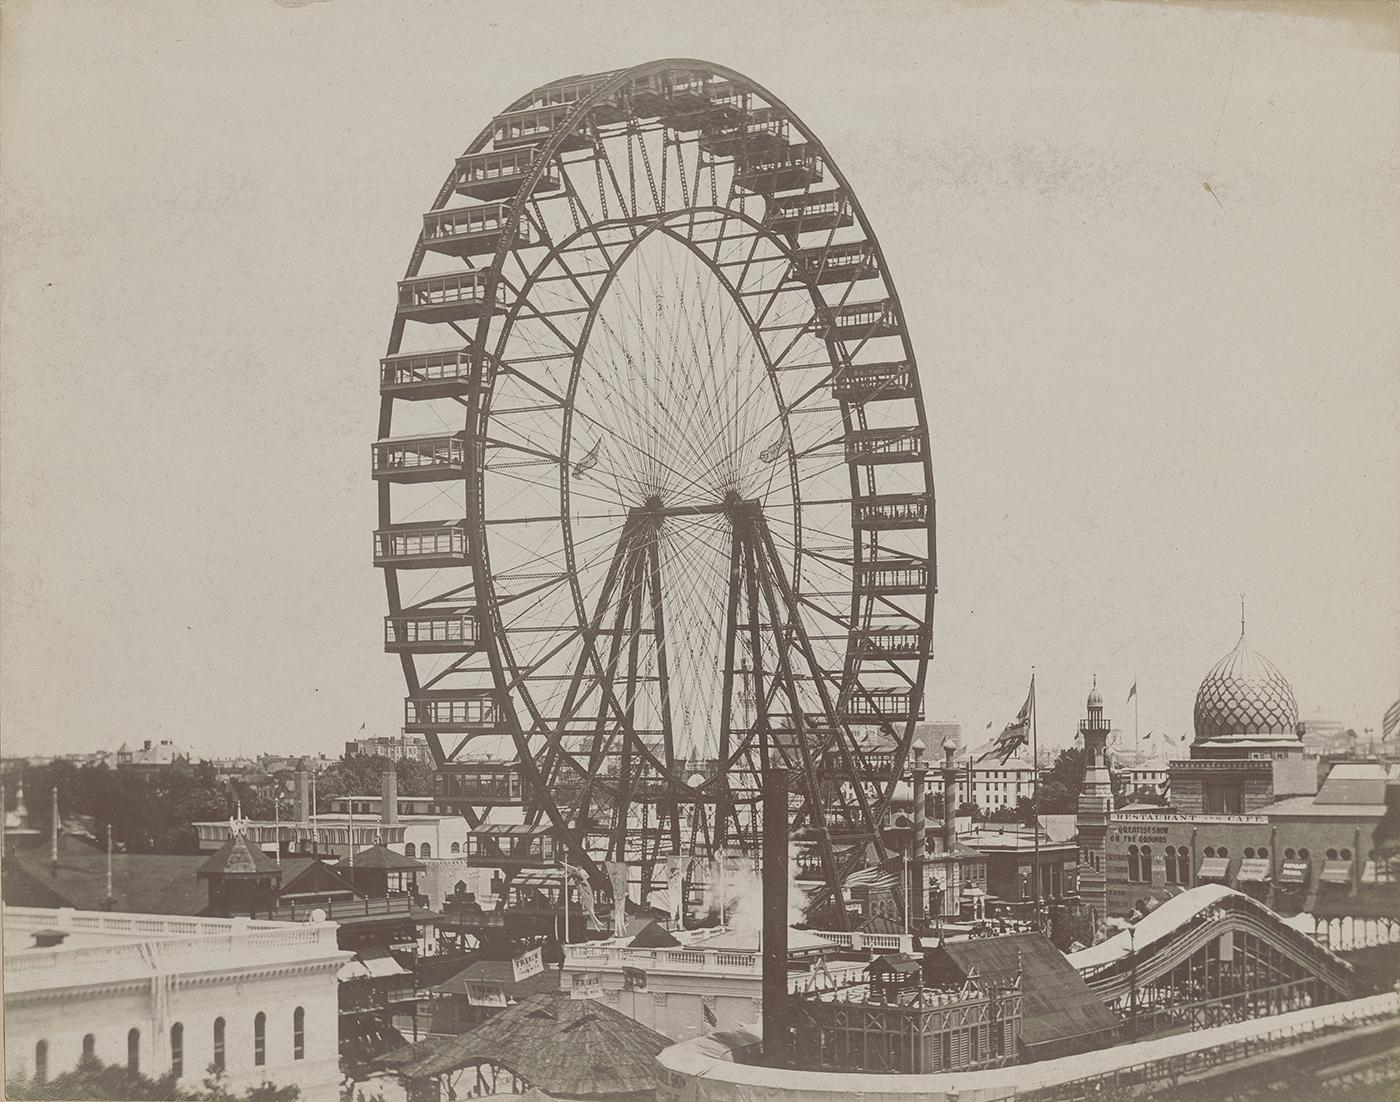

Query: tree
<box><xmin>6</xmin><ymin>1056</ymin><xmax>300</xmax><ymax>1102</ymax></box>
<box><xmin>955</xmin><ymin>800</ymin><xmax>982</xmax><ymax>821</ymax></box>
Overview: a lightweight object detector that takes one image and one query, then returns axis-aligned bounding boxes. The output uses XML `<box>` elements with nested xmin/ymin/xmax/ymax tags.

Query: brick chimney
<box><xmin>381</xmin><ymin>770</ymin><xmax>398</xmax><ymax>826</ymax></box>
<box><xmin>295</xmin><ymin>770</ymin><xmax>310</xmax><ymax>822</ymax></box>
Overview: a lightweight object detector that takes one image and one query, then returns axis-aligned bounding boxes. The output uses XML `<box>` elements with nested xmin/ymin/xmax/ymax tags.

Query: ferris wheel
<box><xmin>374</xmin><ymin>59</ymin><xmax>935</xmax><ymax>925</ymax></box>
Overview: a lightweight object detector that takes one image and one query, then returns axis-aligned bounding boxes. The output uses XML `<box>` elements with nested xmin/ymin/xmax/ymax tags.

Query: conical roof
<box><xmin>1192</xmin><ymin>632</ymin><xmax>1299</xmax><ymax>747</ymax></box>
<box><xmin>198</xmin><ymin>833</ymin><xmax>281</xmax><ymax>879</ymax></box>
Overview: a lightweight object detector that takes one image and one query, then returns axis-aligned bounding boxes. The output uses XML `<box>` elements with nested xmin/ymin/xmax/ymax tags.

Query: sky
<box><xmin>1</xmin><ymin>0</ymin><xmax>1397</xmax><ymax>762</ymax></box>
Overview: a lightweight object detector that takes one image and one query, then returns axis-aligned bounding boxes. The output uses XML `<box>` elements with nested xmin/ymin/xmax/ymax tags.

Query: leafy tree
<box><xmin>6</xmin><ymin>1056</ymin><xmax>299</xmax><ymax>1102</ymax></box>
<box><xmin>956</xmin><ymin>800</ymin><xmax>982</xmax><ymax>821</ymax></box>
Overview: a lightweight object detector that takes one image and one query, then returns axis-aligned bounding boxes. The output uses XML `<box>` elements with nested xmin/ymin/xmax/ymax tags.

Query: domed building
<box><xmin>1169</xmin><ymin>623</ymin><xmax>1310</xmax><ymax>816</ymax></box>
<box><xmin>1191</xmin><ymin>631</ymin><xmax>1302</xmax><ymax>754</ymax></box>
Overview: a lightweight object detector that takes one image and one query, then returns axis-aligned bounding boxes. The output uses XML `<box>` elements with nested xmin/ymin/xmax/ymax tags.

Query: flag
<box><xmin>1384</xmin><ymin>697</ymin><xmax>1400</xmax><ymax>742</ymax></box>
<box><xmin>702</xmin><ymin>997</ymin><xmax>718</xmax><ymax>1026</ymax></box>
<box><xmin>980</xmin><ymin>681</ymin><xmax>1032</xmax><ymax>764</ymax></box>
<box><xmin>605</xmin><ymin>860</ymin><xmax>630</xmax><ymax>938</ymax></box>
<box><xmin>572</xmin><ymin>440</ymin><xmax>601</xmax><ymax>478</ymax></box>
<box><xmin>359</xmin><ymin>723</ymin><xmax>366</xmax><ymax>731</ymax></box>
<box><xmin>622</xmin><ymin>966</ymin><xmax>648</xmax><ymax>992</ymax></box>
<box><xmin>759</xmin><ymin>425</ymin><xmax>791</xmax><ymax>463</ymax></box>
<box><xmin>1126</xmin><ymin>682</ymin><xmax>1137</xmax><ymax>704</ymax></box>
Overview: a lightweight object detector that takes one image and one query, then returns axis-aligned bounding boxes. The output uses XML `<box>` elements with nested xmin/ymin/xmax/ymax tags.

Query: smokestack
<box><xmin>381</xmin><ymin>770</ymin><xmax>398</xmax><ymax>827</ymax></box>
<box><xmin>941</xmin><ymin>744</ymin><xmax>958</xmax><ymax>855</ymax></box>
<box><xmin>910</xmin><ymin>739</ymin><xmax>927</xmax><ymax>929</ymax></box>
<box><xmin>295</xmin><ymin>770</ymin><xmax>310</xmax><ymax>823</ymax></box>
<box><xmin>51</xmin><ymin>786</ymin><xmax>59</xmax><ymax>869</ymax></box>
<box><xmin>761</xmin><ymin>766</ymin><xmax>790</xmax><ymax>1064</ymax></box>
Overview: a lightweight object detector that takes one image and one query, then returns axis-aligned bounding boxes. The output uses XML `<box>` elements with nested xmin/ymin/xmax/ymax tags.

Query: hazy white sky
<box><xmin>2</xmin><ymin>0</ymin><xmax>1396</xmax><ymax>761</ymax></box>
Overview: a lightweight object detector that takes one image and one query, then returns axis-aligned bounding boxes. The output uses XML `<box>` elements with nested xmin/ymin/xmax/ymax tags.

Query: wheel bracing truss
<box><xmin>374</xmin><ymin>59</ymin><xmax>937</xmax><ymax>930</ymax></box>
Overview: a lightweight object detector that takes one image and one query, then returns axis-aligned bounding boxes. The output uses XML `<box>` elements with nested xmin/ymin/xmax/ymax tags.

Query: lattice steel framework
<box><xmin>374</xmin><ymin>60</ymin><xmax>936</xmax><ymax>925</ymax></box>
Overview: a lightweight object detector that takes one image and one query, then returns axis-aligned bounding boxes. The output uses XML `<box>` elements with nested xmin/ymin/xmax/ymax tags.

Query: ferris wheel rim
<box><xmin>376</xmin><ymin>58</ymin><xmax>938</xmax><ymax>888</ymax></box>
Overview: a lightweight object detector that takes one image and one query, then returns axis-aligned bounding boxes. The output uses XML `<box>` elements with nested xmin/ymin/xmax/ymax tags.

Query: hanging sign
<box><xmin>570</xmin><ymin>971</ymin><xmax>603</xmax><ymax>1000</ymax></box>
<box><xmin>512</xmin><ymin>946</ymin><xmax>544</xmax><ymax>983</ymax></box>
<box><xmin>465</xmin><ymin>981</ymin><xmax>507</xmax><ymax>1008</ymax></box>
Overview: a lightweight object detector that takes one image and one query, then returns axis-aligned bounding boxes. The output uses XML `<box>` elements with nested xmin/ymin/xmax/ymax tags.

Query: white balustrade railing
<box><xmin>3</xmin><ymin>907</ymin><xmax>341</xmax><ymax>993</ymax></box>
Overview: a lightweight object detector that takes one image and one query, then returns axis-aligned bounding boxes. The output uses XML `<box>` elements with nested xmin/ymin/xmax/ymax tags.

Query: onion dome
<box><xmin>1192</xmin><ymin>632</ymin><xmax>1299</xmax><ymax>747</ymax></box>
<box><xmin>1087</xmin><ymin>678</ymin><xmax>1104</xmax><ymax>710</ymax></box>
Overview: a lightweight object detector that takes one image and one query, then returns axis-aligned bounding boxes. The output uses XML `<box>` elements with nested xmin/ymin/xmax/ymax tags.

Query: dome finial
<box><xmin>1240</xmin><ymin>593</ymin><xmax>1246</xmax><ymax>637</ymax></box>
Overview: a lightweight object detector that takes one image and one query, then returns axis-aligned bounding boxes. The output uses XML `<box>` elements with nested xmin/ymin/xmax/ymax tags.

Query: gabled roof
<box><xmin>383</xmin><ymin>993</ymin><xmax>669</xmax><ymax>1095</ymax></box>
<box><xmin>3</xmin><ymin>849</ymin><xmax>210</xmax><ymax>915</ymax></box>
<box><xmin>431</xmin><ymin>958</ymin><xmax>561</xmax><ymax>998</ymax></box>
<box><xmin>628</xmin><ymin>920</ymin><xmax>682</xmax><ymax>948</ymax></box>
<box><xmin>279</xmin><ymin>858</ymin><xmax>361</xmax><ymax>898</ymax></box>
<box><xmin>926</xmin><ymin>932</ymin><xmax>1118</xmax><ymax>1050</ymax></box>
<box><xmin>198</xmin><ymin>834</ymin><xmax>281</xmax><ymax>879</ymax></box>
<box><xmin>346</xmin><ymin>844</ymin><xmax>426</xmax><ymax>871</ymax></box>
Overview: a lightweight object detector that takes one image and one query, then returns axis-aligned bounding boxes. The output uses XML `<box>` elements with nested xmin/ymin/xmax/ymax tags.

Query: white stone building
<box><xmin>561</xmin><ymin>925</ymin><xmax>872</xmax><ymax>1043</ymax></box>
<box><xmin>3</xmin><ymin>907</ymin><xmax>348</xmax><ymax>1102</ymax></box>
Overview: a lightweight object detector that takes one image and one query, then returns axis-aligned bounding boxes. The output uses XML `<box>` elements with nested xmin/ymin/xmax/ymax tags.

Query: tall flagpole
<box><xmin>1135</xmin><ymin>673</ymin><xmax>1140</xmax><ymax>746</ymax></box>
<box><xmin>1031</xmin><ymin>668</ymin><xmax>1041</xmax><ymax>929</ymax></box>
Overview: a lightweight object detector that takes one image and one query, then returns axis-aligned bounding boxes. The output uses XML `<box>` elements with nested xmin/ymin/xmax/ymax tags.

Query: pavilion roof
<box><xmin>382</xmin><ymin>993</ymin><xmax>670</xmax><ymax>1095</ymax></box>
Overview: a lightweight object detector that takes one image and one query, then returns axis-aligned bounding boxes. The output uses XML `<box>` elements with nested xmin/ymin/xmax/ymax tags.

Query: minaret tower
<box><xmin>1077</xmin><ymin>677</ymin><xmax>1114</xmax><ymax>930</ymax></box>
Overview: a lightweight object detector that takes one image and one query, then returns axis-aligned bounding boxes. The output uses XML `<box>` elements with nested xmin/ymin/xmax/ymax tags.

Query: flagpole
<box><xmin>1031</xmin><ymin>668</ymin><xmax>1040</xmax><ymax>930</ymax></box>
<box><xmin>1135</xmin><ymin>673</ymin><xmax>1139</xmax><ymax>746</ymax></box>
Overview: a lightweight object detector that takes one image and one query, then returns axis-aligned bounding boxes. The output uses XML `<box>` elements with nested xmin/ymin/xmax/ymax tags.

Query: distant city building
<box><xmin>116</xmin><ymin>738</ymin><xmax>191</xmax><ymax>770</ymax></box>
<box><xmin>2</xmin><ymin>906</ymin><xmax>346</xmax><ymax>1102</ymax></box>
<box><xmin>344</xmin><ymin>733</ymin><xmax>432</xmax><ymax>763</ymax></box>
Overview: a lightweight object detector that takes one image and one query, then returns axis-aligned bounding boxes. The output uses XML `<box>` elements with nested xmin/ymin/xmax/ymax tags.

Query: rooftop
<box><xmin>3</xmin><ymin>906</ymin><xmax>346</xmax><ymax>995</ymax></box>
<box><xmin>383</xmin><ymin>993</ymin><xmax>671</xmax><ymax>1095</ymax></box>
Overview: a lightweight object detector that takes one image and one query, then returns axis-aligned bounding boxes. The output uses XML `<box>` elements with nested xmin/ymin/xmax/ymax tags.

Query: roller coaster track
<box><xmin>1074</xmin><ymin>890</ymin><xmax>1356</xmax><ymax>1004</ymax></box>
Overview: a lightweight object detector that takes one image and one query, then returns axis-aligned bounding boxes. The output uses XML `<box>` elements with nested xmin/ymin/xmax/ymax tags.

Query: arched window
<box><xmin>254</xmin><ymin>1012</ymin><xmax>266</xmax><ymax>1066</ymax></box>
<box><xmin>420</xmin><ymin>842</ymin><xmax>431</xmax><ymax>858</ymax></box>
<box><xmin>1178</xmin><ymin>848</ymin><xmax>1191</xmax><ymax>884</ymax></box>
<box><xmin>1285</xmin><ymin>848</ymin><xmax>1297</xmax><ymax>860</ymax></box>
<box><xmin>1204</xmin><ymin>846</ymin><xmax>1216</xmax><ymax>858</ymax></box>
<box><xmin>34</xmin><ymin>1041</ymin><xmax>48</xmax><ymax>1084</ymax></box>
<box><xmin>1244</xmin><ymin>847</ymin><xmax>1255</xmax><ymax>859</ymax></box>
<box><xmin>1164</xmin><ymin>847</ymin><xmax>1178</xmax><ymax>884</ymax></box>
<box><xmin>1141</xmin><ymin>846</ymin><xmax>1153</xmax><ymax>881</ymax></box>
<box><xmin>450</xmin><ymin>842</ymin><xmax>461</xmax><ymax>854</ymax></box>
<box><xmin>1258</xmin><ymin>847</ymin><xmax>1268</xmax><ymax>859</ymax></box>
<box><xmin>128</xmin><ymin>1028</ymin><xmax>140</xmax><ymax>1072</ymax></box>
<box><xmin>213</xmin><ymin>1018</ymin><xmax>226</xmax><ymax>1072</ymax></box>
<box><xmin>1326</xmin><ymin>848</ymin><xmax>1338</xmax><ymax>861</ymax></box>
<box><xmin>1299</xmin><ymin>848</ymin><xmax>1310</xmax><ymax>861</ymax></box>
<box><xmin>1127</xmin><ymin>845</ymin><xmax>1140</xmax><ymax>883</ymax></box>
<box><xmin>293</xmin><ymin>1007</ymin><xmax>305</xmax><ymax>1061</ymax></box>
<box><xmin>1340</xmin><ymin>848</ymin><xmax>1352</xmax><ymax>861</ymax></box>
<box><xmin>404</xmin><ymin>842</ymin><xmax>416</xmax><ymax>857</ymax></box>
<box><xmin>82</xmin><ymin>1034</ymin><xmax>95</xmax><ymax>1061</ymax></box>
<box><xmin>1219</xmin><ymin>847</ymin><xmax>1228</xmax><ymax>858</ymax></box>
<box><xmin>170</xmin><ymin>1023</ymin><xmax>184</xmax><ymax>1079</ymax></box>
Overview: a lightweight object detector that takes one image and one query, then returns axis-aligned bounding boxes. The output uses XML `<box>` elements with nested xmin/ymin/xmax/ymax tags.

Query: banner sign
<box><xmin>465</xmin><ymin>981</ymin><xmax>507</xmax><ymax>1008</ymax></box>
<box><xmin>605</xmin><ymin>861</ymin><xmax>630</xmax><ymax>938</ymax></box>
<box><xmin>512</xmin><ymin>946</ymin><xmax>544</xmax><ymax>983</ymax></box>
<box><xmin>570</xmin><ymin>971</ymin><xmax>603</xmax><ymax>1000</ymax></box>
<box><xmin>622</xmin><ymin>966</ymin><xmax>648</xmax><ymax>993</ymax></box>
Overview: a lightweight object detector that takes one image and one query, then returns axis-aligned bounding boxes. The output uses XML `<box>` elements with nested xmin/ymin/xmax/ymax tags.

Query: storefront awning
<box><xmin>1198</xmin><ymin>857</ymin><xmax>1230</xmax><ymax>880</ymax></box>
<box><xmin>1279</xmin><ymin>860</ymin><xmax>1309</xmax><ymax>884</ymax></box>
<box><xmin>1236</xmin><ymin>858</ymin><xmax>1271</xmax><ymax>883</ymax></box>
<box><xmin>1320</xmin><ymin>859</ymin><xmax>1353</xmax><ymax>885</ymax></box>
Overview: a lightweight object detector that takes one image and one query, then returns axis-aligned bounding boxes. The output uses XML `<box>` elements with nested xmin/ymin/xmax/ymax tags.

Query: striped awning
<box><xmin>1236</xmin><ymin>858</ymin><xmax>1271</xmax><ymax>883</ymax></box>
<box><xmin>1320</xmin><ymin>859</ymin><xmax>1352</xmax><ymax>885</ymax></box>
<box><xmin>1279</xmin><ymin>860</ymin><xmax>1310</xmax><ymax>884</ymax></box>
<box><xmin>1198</xmin><ymin>857</ymin><xmax>1230</xmax><ymax>880</ymax></box>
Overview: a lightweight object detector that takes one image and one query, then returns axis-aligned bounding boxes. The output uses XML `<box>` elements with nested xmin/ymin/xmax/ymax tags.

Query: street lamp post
<box><xmin>1128</xmin><ymin>924</ymin><xmax>1139</xmax><ymax>1041</ymax></box>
